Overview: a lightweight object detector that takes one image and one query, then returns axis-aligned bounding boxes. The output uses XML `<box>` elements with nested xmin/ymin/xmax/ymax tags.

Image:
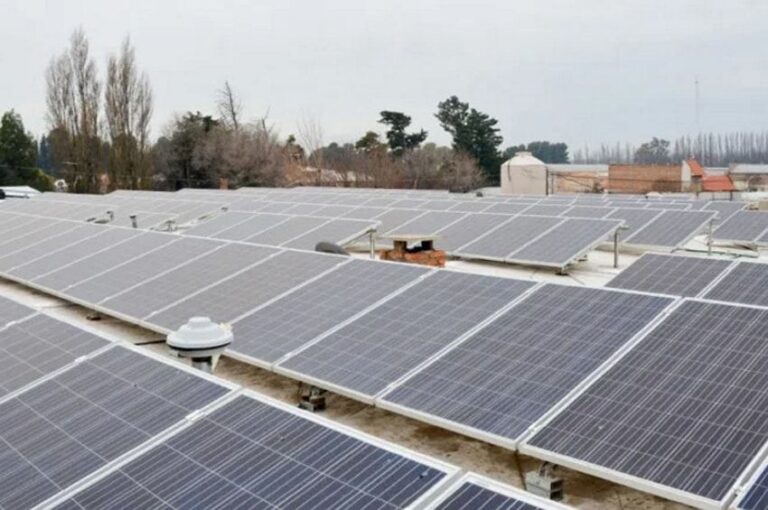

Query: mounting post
<box><xmin>613</xmin><ymin>225</ymin><xmax>628</xmax><ymax>269</ymax></box>
<box><xmin>369</xmin><ymin>230</ymin><xmax>376</xmax><ymax>259</ymax></box>
<box><xmin>707</xmin><ymin>218</ymin><xmax>715</xmax><ymax>256</ymax></box>
<box><xmin>130</xmin><ymin>215</ymin><xmax>138</xmax><ymax>229</ymax></box>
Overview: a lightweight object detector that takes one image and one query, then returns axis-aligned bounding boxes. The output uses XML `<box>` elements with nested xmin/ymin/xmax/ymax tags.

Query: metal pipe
<box><xmin>130</xmin><ymin>215</ymin><xmax>138</xmax><ymax>229</ymax></box>
<box><xmin>707</xmin><ymin>218</ymin><xmax>715</xmax><ymax>256</ymax></box>
<box><xmin>369</xmin><ymin>231</ymin><xmax>376</xmax><ymax>259</ymax></box>
<box><xmin>613</xmin><ymin>229</ymin><xmax>620</xmax><ymax>269</ymax></box>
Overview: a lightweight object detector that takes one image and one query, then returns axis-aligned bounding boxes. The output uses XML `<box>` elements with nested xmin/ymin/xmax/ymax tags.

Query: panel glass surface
<box><xmin>508</xmin><ymin>219</ymin><xmax>620</xmax><ymax>266</ymax></box>
<box><xmin>0</xmin><ymin>346</ymin><xmax>228</xmax><ymax>509</ymax></box>
<box><xmin>278</xmin><ymin>272</ymin><xmax>535</xmax><ymax>397</ymax></box>
<box><xmin>146</xmin><ymin>251</ymin><xmax>345</xmax><ymax>331</ymax></box>
<box><xmin>526</xmin><ymin>300</ymin><xmax>768</xmax><ymax>505</ymax></box>
<box><xmin>55</xmin><ymin>395</ymin><xmax>448</xmax><ymax>510</ymax></box>
<box><xmin>606</xmin><ymin>254</ymin><xmax>733</xmax><ymax>297</ymax></box>
<box><xmin>456</xmin><ymin>216</ymin><xmax>563</xmax><ymax>260</ymax></box>
<box><xmin>704</xmin><ymin>261</ymin><xmax>768</xmax><ymax>307</ymax></box>
<box><xmin>0</xmin><ymin>314</ymin><xmax>109</xmax><ymax>396</ymax></box>
<box><xmin>65</xmin><ymin>237</ymin><xmax>221</xmax><ymax>304</ymax></box>
<box><xmin>101</xmin><ymin>244</ymin><xmax>278</xmax><ymax>319</ymax></box>
<box><xmin>625</xmin><ymin>210</ymin><xmax>715</xmax><ymax>248</ymax></box>
<box><xmin>231</xmin><ymin>259</ymin><xmax>428</xmax><ymax>364</ymax></box>
<box><xmin>383</xmin><ymin>285</ymin><xmax>672</xmax><ymax>442</ymax></box>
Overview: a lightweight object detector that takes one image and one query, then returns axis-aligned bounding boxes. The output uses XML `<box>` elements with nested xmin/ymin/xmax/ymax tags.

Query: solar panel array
<box><xmin>379</xmin><ymin>285</ymin><xmax>673</xmax><ymax>447</ymax></box>
<box><xmin>51</xmin><ymin>394</ymin><xmax>458</xmax><ymax>510</ymax></box>
<box><xmin>703</xmin><ymin>260</ymin><xmax>768</xmax><ymax>307</ymax></box>
<box><xmin>713</xmin><ymin>210</ymin><xmax>768</xmax><ymax>244</ymax></box>
<box><xmin>276</xmin><ymin>271</ymin><xmax>536</xmax><ymax>400</ymax></box>
<box><xmin>606</xmin><ymin>253</ymin><xmax>734</xmax><ymax>297</ymax></box>
<box><xmin>523</xmin><ymin>299</ymin><xmax>768</xmax><ymax>508</ymax></box>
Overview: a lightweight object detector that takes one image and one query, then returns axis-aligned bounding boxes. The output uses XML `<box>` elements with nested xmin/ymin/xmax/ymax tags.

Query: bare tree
<box><xmin>45</xmin><ymin>28</ymin><xmax>102</xmax><ymax>192</ymax></box>
<box><xmin>297</xmin><ymin>115</ymin><xmax>326</xmax><ymax>185</ymax></box>
<box><xmin>217</xmin><ymin>81</ymin><xmax>243</xmax><ymax>131</ymax></box>
<box><xmin>104</xmin><ymin>37</ymin><xmax>153</xmax><ymax>189</ymax></box>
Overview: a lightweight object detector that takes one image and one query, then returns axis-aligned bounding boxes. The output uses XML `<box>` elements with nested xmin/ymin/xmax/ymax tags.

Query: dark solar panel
<box><xmin>739</xmin><ymin>464</ymin><xmax>768</xmax><ymax>510</ymax></box>
<box><xmin>606</xmin><ymin>254</ymin><xmax>733</xmax><ymax>297</ymax></box>
<box><xmin>456</xmin><ymin>216</ymin><xmax>562</xmax><ymax>261</ymax></box>
<box><xmin>146</xmin><ymin>250</ymin><xmax>345</xmax><ymax>331</ymax></box>
<box><xmin>55</xmin><ymin>394</ymin><xmax>450</xmax><ymax>510</ymax></box>
<box><xmin>231</xmin><ymin>259</ymin><xmax>428</xmax><ymax>365</ymax></box>
<box><xmin>0</xmin><ymin>346</ymin><xmax>229</xmax><ymax>509</ymax></box>
<box><xmin>625</xmin><ymin>210</ymin><xmax>715</xmax><ymax>248</ymax></box>
<box><xmin>277</xmin><ymin>271</ymin><xmax>535</xmax><ymax>398</ymax></box>
<box><xmin>525</xmin><ymin>299</ymin><xmax>768</xmax><ymax>507</ymax></box>
<box><xmin>0</xmin><ymin>314</ymin><xmax>110</xmax><ymax>396</ymax></box>
<box><xmin>704</xmin><ymin>261</ymin><xmax>768</xmax><ymax>307</ymax></box>
<box><xmin>433</xmin><ymin>478</ymin><xmax>563</xmax><ymax>510</ymax></box>
<box><xmin>382</xmin><ymin>285</ymin><xmax>673</xmax><ymax>444</ymax></box>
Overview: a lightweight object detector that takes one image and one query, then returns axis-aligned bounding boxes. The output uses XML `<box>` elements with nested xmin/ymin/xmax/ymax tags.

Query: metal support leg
<box><xmin>613</xmin><ymin>229</ymin><xmax>620</xmax><ymax>269</ymax></box>
<box><xmin>707</xmin><ymin>218</ymin><xmax>715</xmax><ymax>256</ymax></box>
<box><xmin>369</xmin><ymin>231</ymin><xmax>376</xmax><ymax>260</ymax></box>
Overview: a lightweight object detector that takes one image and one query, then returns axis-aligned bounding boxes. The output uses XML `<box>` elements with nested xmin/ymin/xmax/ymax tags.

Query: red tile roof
<box><xmin>702</xmin><ymin>174</ymin><xmax>736</xmax><ymax>192</ymax></box>
<box><xmin>687</xmin><ymin>158</ymin><xmax>705</xmax><ymax>177</ymax></box>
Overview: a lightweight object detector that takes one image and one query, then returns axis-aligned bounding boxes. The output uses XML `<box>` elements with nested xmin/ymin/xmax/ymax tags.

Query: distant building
<box><xmin>500</xmin><ymin>152</ymin><xmax>547</xmax><ymax>194</ymax></box>
<box><xmin>608</xmin><ymin>164</ymin><xmax>691</xmax><ymax>194</ymax></box>
<box><xmin>729</xmin><ymin>164</ymin><xmax>768</xmax><ymax>192</ymax></box>
<box><xmin>547</xmin><ymin>164</ymin><xmax>608</xmax><ymax>193</ymax></box>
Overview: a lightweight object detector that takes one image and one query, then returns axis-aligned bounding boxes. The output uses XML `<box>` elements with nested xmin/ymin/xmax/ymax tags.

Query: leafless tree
<box><xmin>45</xmin><ymin>28</ymin><xmax>102</xmax><ymax>192</ymax></box>
<box><xmin>104</xmin><ymin>37</ymin><xmax>153</xmax><ymax>189</ymax></box>
<box><xmin>297</xmin><ymin>114</ymin><xmax>326</xmax><ymax>185</ymax></box>
<box><xmin>217</xmin><ymin>81</ymin><xmax>243</xmax><ymax>131</ymax></box>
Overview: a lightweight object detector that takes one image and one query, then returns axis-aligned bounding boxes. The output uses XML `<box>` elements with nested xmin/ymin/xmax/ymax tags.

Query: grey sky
<box><xmin>2</xmin><ymin>0</ymin><xmax>767</xmax><ymax>151</ymax></box>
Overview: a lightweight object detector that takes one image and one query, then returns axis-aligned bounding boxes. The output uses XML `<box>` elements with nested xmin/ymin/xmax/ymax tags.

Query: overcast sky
<box><xmin>2</xmin><ymin>0</ymin><xmax>767</xmax><ymax>151</ymax></box>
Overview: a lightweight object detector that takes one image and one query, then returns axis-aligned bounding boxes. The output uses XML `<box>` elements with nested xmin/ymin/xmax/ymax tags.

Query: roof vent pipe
<box><xmin>130</xmin><ymin>214</ymin><xmax>138</xmax><ymax>228</ymax></box>
<box><xmin>167</xmin><ymin>317</ymin><xmax>233</xmax><ymax>373</ymax></box>
<box><xmin>107</xmin><ymin>210</ymin><xmax>114</xmax><ymax>221</ymax></box>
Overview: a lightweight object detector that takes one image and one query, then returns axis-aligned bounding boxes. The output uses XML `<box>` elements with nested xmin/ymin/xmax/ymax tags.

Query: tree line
<box><xmin>3</xmin><ymin>27</ymin><xmax>768</xmax><ymax>194</ymax></box>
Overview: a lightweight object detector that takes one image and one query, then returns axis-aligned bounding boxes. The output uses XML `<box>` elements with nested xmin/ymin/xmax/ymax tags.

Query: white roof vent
<box><xmin>167</xmin><ymin>317</ymin><xmax>233</xmax><ymax>373</ymax></box>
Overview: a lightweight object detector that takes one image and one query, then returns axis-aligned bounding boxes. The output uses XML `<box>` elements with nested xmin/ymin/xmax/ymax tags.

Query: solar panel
<box><xmin>32</xmin><ymin>232</ymin><xmax>176</xmax><ymax>292</ymax></box>
<box><xmin>0</xmin><ymin>220</ymin><xmax>76</xmax><ymax>254</ymax></box>
<box><xmin>52</xmin><ymin>393</ymin><xmax>455</xmax><ymax>510</ymax></box>
<box><xmin>0</xmin><ymin>295</ymin><xmax>36</xmax><ymax>326</ymax></box>
<box><xmin>0</xmin><ymin>223</ymin><xmax>106</xmax><ymax>273</ymax></box>
<box><xmin>704</xmin><ymin>201</ymin><xmax>745</xmax><ymax>222</ymax></box>
<box><xmin>455</xmin><ymin>216</ymin><xmax>563</xmax><ymax>261</ymax></box>
<box><xmin>283</xmin><ymin>218</ymin><xmax>376</xmax><ymax>249</ymax></box>
<box><xmin>508</xmin><ymin>218</ymin><xmax>621</xmax><ymax>267</ymax></box>
<box><xmin>645</xmin><ymin>202</ymin><xmax>690</xmax><ymax>210</ymax></box>
<box><xmin>523</xmin><ymin>299</ymin><xmax>768</xmax><ymax>509</ymax></box>
<box><xmin>428</xmin><ymin>473</ymin><xmax>572</xmax><ymax>510</ymax></box>
<box><xmin>607</xmin><ymin>208</ymin><xmax>662</xmax><ymax>238</ymax></box>
<box><xmin>483</xmin><ymin>202</ymin><xmax>532</xmax><ymax>215</ymax></box>
<box><xmin>256</xmin><ymin>201</ymin><xmax>295</xmax><ymax>213</ymax></box>
<box><xmin>65</xmin><ymin>237</ymin><xmax>221</xmax><ymax>304</ymax></box>
<box><xmin>8</xmin><ymin>228</ymin><xmax>142</xmax><ymax>281</ymax></box>
<box><xmin>433</xmin><ymin>213</ymin><xmax>513</xmax><ymax>252</ymax></box>
<box><xmin>522</xmin><ymin>204</ymin><xmax>571</xmax><ymax>216</ymax></box>
<box><xmin>146</xmin><ymin>250</ymin><xmax>346</xmax><ymax>331</ymax></box>
<box><xmin>0</xmin><ymin>346</ymin><xmax>230</xmax><ymax>509</ymax></box>
<box><xmin>380</xmin><ymin>285</ymin><xmax>673</xmax><ymax>446</ymax></box>
<box><xmin>738</xmin><ymin>461</ymin><xmax>768</xmax><ymax>510</ymax></box>
<box><xmin>448</xmin><ymin>201</ymin><xmax>492</xmax><ymax>213</ymax></box>
<box><xmin>391</xmin><ymin>199</ymin><xmax>428</xmax><ymax>209</ymax></box>
<box><xmin>182</xmin><ymin>211</ymin><xmax>254</xmax><ymax>237</ymax></box>
<box><xmin>386</xmin><ymin>211</ymin><xmax>466</xmax><ymax>236</ymax></box>
<box><xmin>341</xmin><ymin>206</ymin><xmax>388</xmax><ymax>219</ymax></box>
<box><xmin>282</xmin><ymin>203</ymin><xmax>325</xmax><ymax>215</ymax></box>
<box><xmin>212</xmin><ymin>213</ymin><xmax>290</xmax><ymax>241</ymax></box>
<box><xmin>624</xmin><ymin>210</ymin><xmax>715</xmax><ymax>248</ymax></box>
<box><xmin>562</xmin><ymin>206</ymin><xmax>613</xmax><ymax>218</ymax></box>
<box><xmin>276</xmin><ymin>271</ymin><xmax>536</xmax><ymax>400</ymax></box>
<box><xmin>606</xmin><ymin>253</ymin><xmax>733</xmax><ymax>297</ymax></box>
<box><xmin>100</xmin><ymin>244</ymin><xmax>278</xmax><ymax>320</ymax></box>
<box><xmin>0</xmin><ymin>314</ymin><xmax>110</xmax><ymax>397</ymax></box>
<box><xmin>704</xmin><ymin>261</ymin><xmax>768</xmax><ymax>307</ymax></box>
<box><xmin>713</xmin><ymin>211</ymin><xmax>768</xmax><ymax>243</ymax></box>
<box><xmin>230</xmin><ymin>259</ymin><xmax>429</xmax><ymax>366</ymax></box>
<box><xmin>245</xmin><ymin>216</ymin><xmax>329</xmax><ymax>245</ymax></box>
<box><xmin>374</xmin><ymin>208</ymin><xmax>425</xmax><ymax>235</ymax></box>
<box><xmin>312</xmin><ymin>204</ymin><xmax>357</xmax><ymax>217</ymax></box>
